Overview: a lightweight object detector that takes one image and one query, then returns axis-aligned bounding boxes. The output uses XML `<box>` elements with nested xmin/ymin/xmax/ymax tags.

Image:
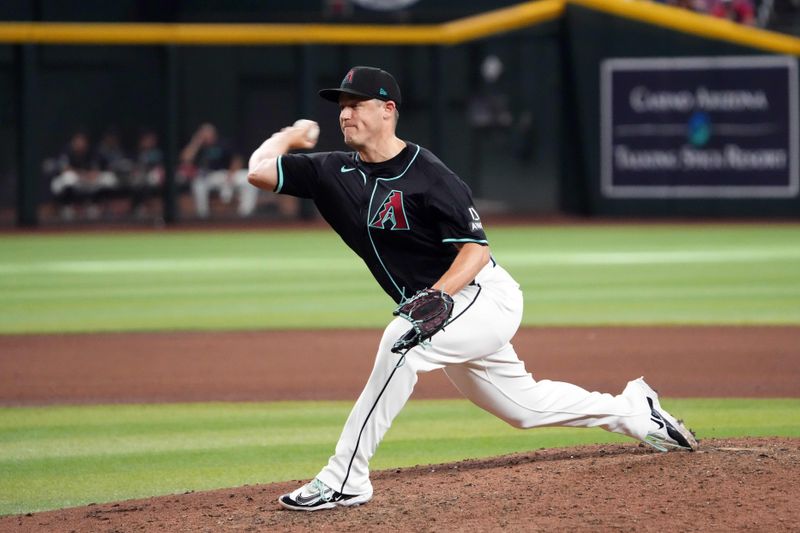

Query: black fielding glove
<box><xmin>391</xmin><ymin>288</ymin><xmax>454</xmax><ymax>353</ymax></box>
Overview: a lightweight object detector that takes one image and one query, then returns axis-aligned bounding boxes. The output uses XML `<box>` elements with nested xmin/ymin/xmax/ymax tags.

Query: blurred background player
<box><xmin>49</xmin><ymin>131</ymin><xmax>120</xmax><ymax>220</ymax></box>
<box><xmin>128</xmin><ymin>129</ymin><xmax>165</xmax><ymax>219</ymax></box>
<box><xmin>180</xmin><ymin>123</ymin><xmax>237</xmax><ymax>218</ymax></box>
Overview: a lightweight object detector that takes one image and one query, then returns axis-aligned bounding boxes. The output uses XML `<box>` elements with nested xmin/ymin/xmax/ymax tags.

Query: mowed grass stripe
<box><xmin>2</xmin><ymin>247</ymin><xmax>800</xmax><ymax>274</ymax></box>
<box><xmin>1</xmin><ymin>225</ymin><xmax>799</xmax><ymax>333</ymax></box>
<box><xmin>0</xmin><ymin>398</ymin><xmax>798</xmax><ymax>516</ymax></box>
<box><xmin>6</xmin><ymin>276</ymin><xmax>798</xmax><ymax>304</ymax></box>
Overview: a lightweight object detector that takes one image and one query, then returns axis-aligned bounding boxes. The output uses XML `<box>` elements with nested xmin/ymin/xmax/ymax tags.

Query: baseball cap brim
<box><xmin>319</xmin><ymin>66</ymin><xmax>402</xmax><ymax>106</ymax></box>
<box><xmin>318</xmin><ymin>88</ymin><xmax>377</xmax><ymax>103</ymax></box>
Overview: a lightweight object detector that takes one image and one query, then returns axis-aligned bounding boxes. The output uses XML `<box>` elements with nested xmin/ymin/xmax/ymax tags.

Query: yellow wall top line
<box><xmin>0</xmin><ymin>0</ymin><xmax>797</xmax><ymax>55</ymax></box>
<box><xmin>0</xmin><ymin>1</ymin><xmax>563</xmax><ymax>47</ymax></box>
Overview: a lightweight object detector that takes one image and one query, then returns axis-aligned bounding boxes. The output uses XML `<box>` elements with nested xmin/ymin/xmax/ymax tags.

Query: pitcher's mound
<box><xmin>6</xmin><ymin>437</ymin><xmax>797</xmax><ymax>532</ymax></box>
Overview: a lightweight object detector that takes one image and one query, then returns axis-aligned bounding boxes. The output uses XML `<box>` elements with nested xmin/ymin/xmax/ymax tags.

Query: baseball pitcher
<box><xmin>247</xmin><ymin>66</ymin><xmax>698</xmax><ymax>512</ymax></box>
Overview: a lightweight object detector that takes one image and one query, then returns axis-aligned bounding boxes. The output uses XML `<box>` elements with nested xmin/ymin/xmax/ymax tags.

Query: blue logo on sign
<box><xmin>687</xmin><ymin>111</ymin><xmax>711</xmax><ymax>147</ymax></box>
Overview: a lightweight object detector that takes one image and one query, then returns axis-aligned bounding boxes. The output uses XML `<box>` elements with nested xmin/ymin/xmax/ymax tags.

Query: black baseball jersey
<box><xmin>276</xmin><ymin>142</ymin><xmax>488</xmax><ymax>303</ymax></box>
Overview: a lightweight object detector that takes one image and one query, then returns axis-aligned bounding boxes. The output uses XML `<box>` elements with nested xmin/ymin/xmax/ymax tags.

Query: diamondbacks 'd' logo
<box><xmin>468</xmin><ymin>206</ymin><xmax>483</xmax><ymax>232</ymax></box>
<box><xmin>369</xmin><ymin>190</ymin><xmax>410</xmax><ymax>230</ymax></box>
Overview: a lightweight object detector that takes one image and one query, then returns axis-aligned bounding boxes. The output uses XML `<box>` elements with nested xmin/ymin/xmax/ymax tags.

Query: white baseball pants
<box><xmin>316</xmin><ymin>262</ymin><xmax>653</xmax><ymax>496</ymax></box>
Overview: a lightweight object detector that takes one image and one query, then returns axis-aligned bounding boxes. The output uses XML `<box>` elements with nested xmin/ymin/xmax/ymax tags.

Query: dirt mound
<box><xmin>4</xmin><ymin>437</ymin><xmax>797</xmax><ymax>532</ymax></box>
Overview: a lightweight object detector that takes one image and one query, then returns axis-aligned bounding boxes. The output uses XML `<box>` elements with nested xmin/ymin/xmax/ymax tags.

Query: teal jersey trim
<box><xmin>355</xmin><ymin>144</ymin><xmax>420</xmax><ymax>181</ymax></box>
<box><xmin>375</xmin><ymin>145</ymin><xmax>420</xmax><ymax>182</ymax></box>
<box><xmin>365</xmin><ymin>144</ymin><xmax>422</xmax><ymax>302</ymax></box>
<box><xmin>367</xmin><ymin>182</ymin><xmax>406</xmax><ymax>300</ymax></box>
<box><xmin>275</xmin><ymin>155</ymin><xmax>285</xmax><ymax>193</ymax></box>
<box><xmin>442</xmin><ymin>238</ymin><xmax>489</xmax><ymax>244</ymax></box>
<box><xmin>350</xmin><ymin>152</ymin><xmax>367</xmax><ymax>185</ymax></box>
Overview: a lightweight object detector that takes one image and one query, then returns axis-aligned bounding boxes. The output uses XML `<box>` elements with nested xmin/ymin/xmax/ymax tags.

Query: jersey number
<box><xmin>369</xmin><ymin>190</ymin><xmax>410</xmax><ymax>230</ymax></box>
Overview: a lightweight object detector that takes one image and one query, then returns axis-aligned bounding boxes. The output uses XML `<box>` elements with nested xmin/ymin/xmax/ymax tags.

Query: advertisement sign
<box><xmin>601</xmin><ymin>56</ymin><xmax>798</xmax><ymax>198</ymax></box>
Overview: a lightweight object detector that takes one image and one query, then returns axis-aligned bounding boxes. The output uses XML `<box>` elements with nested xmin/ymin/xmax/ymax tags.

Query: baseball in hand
<box><xmin>293</xmin><ymin>119</ymin><xmax>320</xmax><ymax>143</ymax></box>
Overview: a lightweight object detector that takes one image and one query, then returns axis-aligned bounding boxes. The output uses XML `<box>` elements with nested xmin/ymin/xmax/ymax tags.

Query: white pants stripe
<box><xmin>316</xmin><ymin>263</ymin><xmax>652</xmax><ymax>496</ymax></box>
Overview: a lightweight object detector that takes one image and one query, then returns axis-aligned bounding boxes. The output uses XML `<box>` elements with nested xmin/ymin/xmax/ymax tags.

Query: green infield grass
<box><xmin>0</xmin><ymin>398</ymin><xmax>798</xmax><ymax>516</ymax></box>
<box><xmin>1</xmin><ymin>224</ymin><xmax>799</xmax><ymax>333</ymax></box>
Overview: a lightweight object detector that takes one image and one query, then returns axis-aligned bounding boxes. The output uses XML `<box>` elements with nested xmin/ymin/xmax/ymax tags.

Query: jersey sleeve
<box><xmin>427</xmin><ymin>173</ymin><xmax>488</xmax><ymax>246</ymax></box>
<box><xmin>274</xmin><ymin>153</ymin><xmax>324</xmax><ymax>199</ymax></box>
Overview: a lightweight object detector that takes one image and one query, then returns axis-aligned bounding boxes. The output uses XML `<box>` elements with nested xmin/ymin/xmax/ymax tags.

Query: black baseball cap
<box><xmin>319</xmin><ymin>66</ymin><xmax>402</xmax><ymax>108</ymax></box>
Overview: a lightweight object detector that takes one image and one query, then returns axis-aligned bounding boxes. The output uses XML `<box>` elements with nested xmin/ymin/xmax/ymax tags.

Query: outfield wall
<box><xmin>561</xmin><ymin>2</ymin><xmax>800</xmax><ymax>217</ymax></box>
<box><xmin>1</xmin><ymin>1</ymin><xmax>798</xmax><ymax>226</ymax></box>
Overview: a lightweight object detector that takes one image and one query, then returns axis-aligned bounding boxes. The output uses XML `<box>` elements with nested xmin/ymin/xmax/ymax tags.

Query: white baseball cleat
<box><xmin>278</xmin><ymin>478</ymin><xmax>372</xmax><ymax>511</ymax></box>
<box><xmin>634</xmin><ymin>377</ymin><xmax>698</xmax><ymax>452</ymax></box>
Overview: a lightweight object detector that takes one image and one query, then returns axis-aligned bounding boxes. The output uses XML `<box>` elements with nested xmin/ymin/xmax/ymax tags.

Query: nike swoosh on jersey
<box><xmin>340</xmin><ymin>165</ymin><xmax>356</xmax><ymax>173</ymax></box>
